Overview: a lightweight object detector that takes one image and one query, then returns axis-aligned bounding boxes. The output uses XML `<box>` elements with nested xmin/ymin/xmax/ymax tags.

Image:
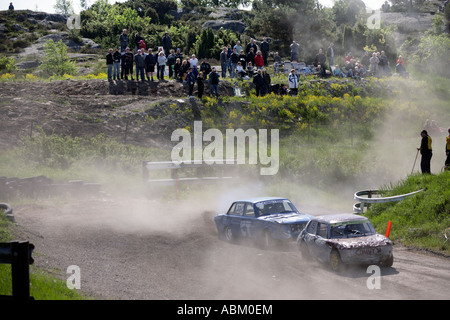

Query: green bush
<box><xmin>40</xmin><ymin>40</ymin><xmax>77</xmax><ymax>76</ymax></box>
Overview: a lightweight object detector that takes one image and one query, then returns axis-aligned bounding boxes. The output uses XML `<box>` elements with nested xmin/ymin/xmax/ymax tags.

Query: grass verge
<box><xmin>364</xmin><ymin>171</ymin><xmax>450</xmax><ymax>255</ymax></box>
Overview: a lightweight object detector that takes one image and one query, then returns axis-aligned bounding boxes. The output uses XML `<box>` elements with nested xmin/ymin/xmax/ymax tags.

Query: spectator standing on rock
<box><xmin>290</xmin><ymin>41</ymin><xmax>300</xmax><ymax>62</ymax></box>
<box><xmin>262</xmin><ymin>68</ymin><xmax>271</xmax><ymax>94</ymax></box>
<box><xmin>162</xmin><ymin>32</ymin><xmax>172</xmax><ymax>57</ymax></box>
<box><xmin>134</xmin><ymin>49</ymin><xmax>145</xmax><ymax>81</ymax></box>
<box><xmin>418</xmin><ymin>130</ymin><xmax>433</xmax><ymax>174</ymax></box>
<box><xmin>260</xmin><ymin>37</ymin><xmax>269</xmax><ymax>67</ymax></box>
<box><xmin>9</xmin><ymin>2</ymin><xmax>14</xmax><ymax>10</ymax></box>
<box><xmin>145</xmin><ymin>48</ymin><xmax>157</xmax><ymax>81</ymax></box>
<box><xmin>197</xmin><ymin>71</ymin><xmax>205</xmax><ymax>99</ymax></box>
<box><xmin>200</xmin><ymin>58</ymin><xmax>212</xmax><ymax>80</ymax></box>
<box><xmin>208</xmin><ymin>67</ymin><xmax>220</xmax><ymax>98</ymax></box>
<box><xmin>186</xmin><ymin>67</ymin><xmax>196</xmax><ymax>97</ymax></box>
<box><xmin>220</xmin><ymin>47</ymin><xmax>228</xmax><ymax>78</ymax></box>
<box><xmin>157</xmin><ymin>51</ymin><xmax>167</xmax><ymax>81</ymax></box>
<box><xmin>134</xmin><ymin>32</ymin><xmax>143</xmax><ymax>53</ymax></box>
<box><xmin>113</xmin><ymin>47</ymin><xmax>121</xmax><ymax>80</ymax></box>
<box><xmin>167</xmin><ymin>49</ymin><xmax>176</xmax><ymax>79</ymax></box>
<box><xmin>246</xmin><ymin>38</ymin><xmax>258</xmax><ymax>55</ymax></box>
<box><xmin>106</xmin><ymin>48</ymin><xmax>114</xmax><ymax>81</ymax></box>
<box><xmin>445</xmin><ymin>128</ymin><xmax>450</xmax><ymax>169</ymax></box>
<box><xmin>315</xmin><ymin>48</ymin><xmax>327</xmax><ymax>76</ymax></box>
<box><xmin>119</xmin><ymin>29</ymin><xmax>128</xmax><ymax>52</ymax></box>
<box><xmin>230</xmin><ymin>48</ymin><xmax>239</xmax><ymax>78</ymax></box>
<box><xmin>288</xmin><ymin>69</ymin><xmax>299</xmax><ymax>95</ymax></box>
<box><xmin>326</xmin><ymin>43</ymin><xmax>334</xmax><ymax>72</ymax></box>
<box><xmin>123</xmin><ymin>47</ymin><xmax>134</xmax><ymax>80</ymax></box>
<box><xmin>253</xmin><ymin>69</ymin><xmax>265</xmax><ymax>97</ymax></box>
<box><xmin>254</xmin><ymin>50</ymin><xmax>264</xmax><ymax>70</ymax></box>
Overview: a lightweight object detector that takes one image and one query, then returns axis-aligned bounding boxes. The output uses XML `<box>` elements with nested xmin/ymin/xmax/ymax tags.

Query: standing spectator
<box><xmin>134</xmin><ymin>49</ymin><xmax>145</xmax><ymax>81</ymax></box>
<box><xmin>326</xmin><ymin>43</ymin><xmax>334</xmax><ymax>72</ymax></box>
<box><xmin>174</xmin><ymin>58</ymin><xmax>182</xmax><ymax>82</ymax></box>
<box><xmin>369</xmin><ymin>52</ymin><xmax>379</xmax><ymax>75</ymax></box>
<box><xmin>395</xmin><ymin>55</ymin><xmax>408</xmax><ymax>77</ymax></box>
<box><xmin>167</xmin><ymin>49</ymin><xmax>176</xmax><ymax>79</ymax></box>
<box><xmin>106</xmin><ymin>48</ymin><xmax>114</xmax><ymax>81</ymax></box>
<box><xmin>246</xmin><ymin>38</ymin><xmax>258</xmax><ymax>54</ymax></box>
<box><xmin>113</xmin><ymin>47</ymin><xmax>121</xmax><ymax>80</ymax></box>
<box><xmin>238</xmin><ymin>50</ymin><xmax>247</xmax><ymax>69</ymax></box>
<box><xmin>246</xmin><ymin>62</ymin><xmax>254</xmax><ymax>78</ymax></box>
<box><xmin>260</xmin><ymin>37</ymin><xmax>270</xmax><ymax>66</ymax></box>
<box><xmin>200</xmin><ymin>58</ymin><xmax>212</xmax><ymax>80</ymax></box>
<box><xmin>445</xmin><ymin>128</ymin><xmax>450</xmax><ymax>169</ymax></box>
<box><xmin>123</xmin><ymin>47</ymin><xmax>134</xmax><ymax>80</ymax></box>
<box><xmin>162</xmin><ymin>32</ymin><xmax>172</xmax><ymax>57</ymax></box>
<box><xmin>208</xmin><ymin>67</ymin><xmax>220</xmax><ymax>98</ymax></box>
<box><xmin>119</xmin><ymin>29</ymin><xmax>128</xmax><ymax>52</ymax></box>
<box><xmin>246</xmin><ymin>47</ymin><xmax>255</xmax><ymax>68</ymax></box>
<box><xmin>230</xmin><ymin>48</ymin><xmax>239</xmax><ymax>78</ymax></box>
<box><xmin>145</xmin><ymin>48</ymin><xmax>157</xmax><ymax>81</ymax></box>
<box><xmin>190</xmin><ymin>54</ymin><xmax>199</xmax><ymax>78</ymax></box>
<box><xmin>288</xmin><ymin>69</ymin><xmax>299</xmax><ymax>95</ymax></box>
<box><xmin>9</xmin><ymin>2</ymin><xmax>14</xmax><ymax>10</ymax></box>
<box><xmin>361</xmin><ymin>51</ymin><xmax>370</xmax><ymax>71</ymax></box>
<box><xmin>253</xmin><ymin>69</ymin><xmax>265</xmax><ymax>97</ymax></box>
<box><xmin>220</xmin><ymin>47</ymin><xmax>228</xmax><ymax>78</ymax></box>
<box><xmin>179</xmin><ymin>59</ymin><xmax>190</xmax><ymax>81</ymax></box>
<box><xmin>315</xmin><ymin>48</ymin><xmax>327</xmax><ymax>76</ymax></box>
<box><xmin>418</xmin><ymin>130</ymin><xmax>433</xmax><ymax>174</ymax></box>
<box><xmin>290</xmin><ymin>41</ymin><xmax>300</xmax><ymax>62</ymax></box>
<box><xmin>138</xmin><ymin>40</ymin><xmax>146</xmax><ymax>51</ymax></box>
<box><xmin>186</xmin><ymin>68</ymin><xmax>196</xmax><ymax>97</ymax></box>
<box><xmin>189</xmin><ymin>54</ymin><xmax>198</xmax><ymax>68</ymax></box>
<box><xmin>262</xmin><ymin>68</ymin><xmax>271</xmax><ymax>94</ymax></box>
<box><xmin>174</xmin><ymin>48</ymin><xmax>183</xmax><ymax>62</ymax></box>
<box><xmin>378</xmin><ymin>51</ymin><xmax>389</xmax><ymax>77</ymax></box>
<box><xmin>157</xmin><ymin>51</ymin><xmax>167</xmax><ymax>81</ymax></box>
<box><xmin>134</xmin><ymin>32</ymin><xmax>144</xmax><ymax>53</ymax></box>
<box><xmin>233</xmin><ymin>41</ymin><xmax>243</xmax><ymax>55</ymax></box>
<box><xmin>254</xmin><ymin>50</ymin><xmax>264</xmax><ymax>69</ymax></box>
<box><xmin>197</xmin><ymin>71</ymin><xmax>205</xmax><ymax>99</ymax></box>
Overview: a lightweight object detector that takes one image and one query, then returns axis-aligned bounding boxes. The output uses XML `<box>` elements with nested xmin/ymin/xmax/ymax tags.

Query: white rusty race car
<box><xmin>297</xmin><ymin>214</ymin><xmax>393</xmax><ymax>271</ymax></box>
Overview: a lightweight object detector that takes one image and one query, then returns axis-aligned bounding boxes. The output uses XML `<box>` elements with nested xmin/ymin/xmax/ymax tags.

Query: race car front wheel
<box><xmin>223</xmin><ymin>226</ymin><xmax>234</xmax><ymax>242</ymax></box>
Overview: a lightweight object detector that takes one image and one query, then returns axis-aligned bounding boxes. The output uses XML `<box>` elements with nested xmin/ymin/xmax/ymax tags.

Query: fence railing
<box><xmin>0</xmin><ymin>241</ymin><xmax>35</xmax><ymax>300</ymax></box>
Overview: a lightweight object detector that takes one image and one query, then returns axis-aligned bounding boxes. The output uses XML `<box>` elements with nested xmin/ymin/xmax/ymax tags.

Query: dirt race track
<box><xmin>2</xmin><ymin>79</ymin><xmax>449</xmax><ymax>300</ymax></box>
<box><xmin>11</xmin><ymin>193</ymin><xmax>450</xmax><ymax>300</ymax></box>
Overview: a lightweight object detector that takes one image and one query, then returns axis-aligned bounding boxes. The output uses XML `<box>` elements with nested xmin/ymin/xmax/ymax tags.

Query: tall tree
<box><xmin>54</xmin><ymin>0</ymin><xmax>75</xmax><ymax>15</ymax></box>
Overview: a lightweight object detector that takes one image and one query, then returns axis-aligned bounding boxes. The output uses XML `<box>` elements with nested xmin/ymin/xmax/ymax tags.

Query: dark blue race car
<box><xmin>214</xmin><ymin>197</ymin><xmax>313</xmax><ymax>248</ymax></box>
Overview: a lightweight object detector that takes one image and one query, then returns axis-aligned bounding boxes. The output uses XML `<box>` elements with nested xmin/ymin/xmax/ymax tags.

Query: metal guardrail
<box><xmin>0</xmin><ymin>241</ymin><xmax>35</xmax><ymax>300</ymax></box>
<box><xmin>353</xmin><ymin>189</ymin><xmax>426</xmax><ymax>213</ymax></box>
<box><xmin>142</xmin><ymin>159</ymin><xmax>241</xmax><ymax>197</ymax></box>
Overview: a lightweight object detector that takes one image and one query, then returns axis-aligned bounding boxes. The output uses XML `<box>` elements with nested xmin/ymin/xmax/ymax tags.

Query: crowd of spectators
<box><xmin>107</xmin><ymin>30</ymin><xmax>408</xmax><ymax>97</ymax></box>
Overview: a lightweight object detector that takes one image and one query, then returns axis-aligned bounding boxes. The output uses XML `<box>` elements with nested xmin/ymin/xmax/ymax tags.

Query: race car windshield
<box><xmin>256</xmin><ymin>200</ymin><xmax>298</xmax><ymax>215</ymax></box>
<box><xmin>330</xmin><ymin>222</ymin><xmax>376</xmax><ymax>239</ymax></box>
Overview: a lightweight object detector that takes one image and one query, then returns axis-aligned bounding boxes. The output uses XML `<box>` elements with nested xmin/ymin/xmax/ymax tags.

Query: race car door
<box><xmin>313</xmin><ymin>223</ymin><xmax>330</xmax><ymax>262</ymax></box>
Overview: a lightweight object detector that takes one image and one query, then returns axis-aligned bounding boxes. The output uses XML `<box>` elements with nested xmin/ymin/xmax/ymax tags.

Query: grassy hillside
<box><xmin>365</xmin><ymin>172</ymin><xmax>450</xmax><ymax>255</ymax></box>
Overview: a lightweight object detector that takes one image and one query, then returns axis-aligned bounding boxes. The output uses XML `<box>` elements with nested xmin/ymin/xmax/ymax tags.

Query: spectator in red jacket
<box><xmin>254</xmin><ymin>50</ymin><xmax>264</xmax><ymax>69</ymax></box>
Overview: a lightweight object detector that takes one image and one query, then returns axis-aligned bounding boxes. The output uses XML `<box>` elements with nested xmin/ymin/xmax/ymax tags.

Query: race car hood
<box><xmin>257</xmin><ymin>213</ymin><xmax>312</xmax><ymax>224</ymax></box>
<box><xmin>327</xmin><ymin>234</ymin><xmax>392</xmax><ymax>249</ymax></box>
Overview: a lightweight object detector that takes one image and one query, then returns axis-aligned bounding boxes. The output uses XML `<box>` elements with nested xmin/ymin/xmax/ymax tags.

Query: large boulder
<box><xmin>201</xmin><ymin>20</ymin><xmax>247</xmax><ymax>33</ymax></box>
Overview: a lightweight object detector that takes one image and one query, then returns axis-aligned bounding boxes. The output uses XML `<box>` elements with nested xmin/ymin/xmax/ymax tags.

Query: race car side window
<box><xmin>228</xmin><ymin>202</ymin><xmax>245</xmax><ymax>215</ymax></box>
<box><xmin>317</xmin><ymin>223</ymin><xmax>328</xmax><ymax>238</ymax></box>
<box><xmin>306</xmin><ymin>221</ymin><xmax>318</xmax><ymax>235</ymax></box>
<box><xmin>244</xmin><ymin>203</ymin><xmax>255</xmax><ymax>217</ymax></box>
